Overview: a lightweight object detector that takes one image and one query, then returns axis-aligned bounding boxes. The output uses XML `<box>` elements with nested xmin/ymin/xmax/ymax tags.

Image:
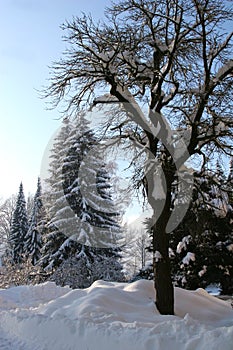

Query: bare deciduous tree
<box><xmin>44</xmin><ymin>0</ymin><xmax>233</xmax><ymax>314</ymax></box>
<box><xmin>122</xmin><ymin>228</ymin><xmax>151</xmax><ymax>278</ymax></box>
<box><xmin>0</xmin><ymin>195</ymin><xmax>17</xmax><ymax>256</ymax></box>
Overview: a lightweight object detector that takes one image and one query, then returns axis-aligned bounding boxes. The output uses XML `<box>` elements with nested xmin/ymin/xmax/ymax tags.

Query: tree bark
<box><xmin>151</xmin><ymin>164</ymin><xmax>175</xmax><ymax>315</ymax></box>
<box><xmin>153</xmin><ymin>223</ymin><xmax>174</xmax><ymax>315</ymax></box>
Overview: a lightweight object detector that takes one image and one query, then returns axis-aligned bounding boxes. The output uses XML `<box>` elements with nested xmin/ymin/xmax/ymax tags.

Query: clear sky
<box><xmin>0</xmin><ymin>0</ymin><xmax>112</xmax><ymax>199</ymax></box>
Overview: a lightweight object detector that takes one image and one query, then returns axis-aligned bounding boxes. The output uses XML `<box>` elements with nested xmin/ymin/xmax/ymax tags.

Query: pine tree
<box><xmin>8</xmin><ymin>183</ymin><xmax>28</xmax><ymax>263</ymax></box>
<box><xmin>24</xmin><ymin>178</ymin><xmax>44</xmax><ymax>265</ymax></box>
<box><xmin>40</xmin><ymin>115</ymin><xmax>124</xmax><ymax>286</ymax></box>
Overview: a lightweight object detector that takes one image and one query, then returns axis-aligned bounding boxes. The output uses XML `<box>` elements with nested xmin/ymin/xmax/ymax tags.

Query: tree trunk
<box><xmin>150</xmin><ymin>164</ymin><xmax>175</xmax><ymax>315</ymax></box>
<box><xmin>153</xmin><ymin>224</ymin><xmax>174</xmax><ymax>315</ymax></box>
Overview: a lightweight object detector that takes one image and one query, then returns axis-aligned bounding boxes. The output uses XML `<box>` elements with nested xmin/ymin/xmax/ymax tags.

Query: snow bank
<box><xmin>0</xmin><ymin>282</ymin><xmax>71</xmax><ymax>310</ymax></box>
<box><xmin>0</xmin><ymin>280</ymin><xmax>232</xmax><ymax>350</ymax></box>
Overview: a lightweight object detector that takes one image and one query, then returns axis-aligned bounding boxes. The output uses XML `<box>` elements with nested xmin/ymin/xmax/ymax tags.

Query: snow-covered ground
<box><xmin>0</xmin><ymin>280</ymin><xmax>232</xmax><ymax>350</ymax></box>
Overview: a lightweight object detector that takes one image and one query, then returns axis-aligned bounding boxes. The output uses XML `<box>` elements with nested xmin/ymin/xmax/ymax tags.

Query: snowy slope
<box><xmin>0</xmin><ymin>280</ymin><xmax>232</xmax><ymax>350</ymax></box>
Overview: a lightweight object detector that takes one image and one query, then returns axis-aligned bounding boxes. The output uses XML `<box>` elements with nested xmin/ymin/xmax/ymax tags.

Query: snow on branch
<box><xmin>182</xmin><ymin>252</ymin><xmax>195</xmax><ymax>265</ymax></box>
<box><xmin>176</xmin><ymin>235</ymin><xmax>191</xmax><ymax>253</ymax></box>
<box><xmin>93</xmin><ymin>89</ymin><xmax>161</xmax><ymax>139</ymax></box>
<box><xmin>93</xmin><ymin>94</ymin><xmax>119</xmax><ymax>105</ymax></box>
<box><xmin>214</xmin><ymin>60</ymin><xmax>233</xmax><ymax>83</ymax></box>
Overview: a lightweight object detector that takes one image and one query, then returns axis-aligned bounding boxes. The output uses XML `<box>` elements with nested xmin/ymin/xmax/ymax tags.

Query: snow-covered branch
<box><xmin>213</xmin><ymin>60</ymin><xmax>233</xmax><ymax>84</ymax></box>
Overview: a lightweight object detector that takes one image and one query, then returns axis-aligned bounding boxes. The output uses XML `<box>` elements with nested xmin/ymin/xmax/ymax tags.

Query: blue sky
<box><xmin>0</xmin><ymin>0</ymin><xmax>111</xmax><ymax>199</ymax></box>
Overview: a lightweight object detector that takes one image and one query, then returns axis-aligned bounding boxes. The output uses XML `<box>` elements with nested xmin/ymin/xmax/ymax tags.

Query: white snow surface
<box><xmin>0</xmin><ymin>280</ymin><xmax>232</xmax><ymax>350</ymax></box>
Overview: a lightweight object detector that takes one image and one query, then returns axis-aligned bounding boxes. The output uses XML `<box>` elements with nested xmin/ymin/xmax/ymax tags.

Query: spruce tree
<box><xmin>24</xmin><ymin>178</ymin><xmax>44</xmax><ymax>265</ymax></box>
<box><xmin>62</xmin><ymin>115</ymin><xmax>121</xmax><ymax>248</ymax></box>
<box><xmin>40</xmin><ymin>115</ymin><xmax>124</xmax><ymax>286</ymax></box>
<box><xmin>8</xmin><ymin>183</ymin><xmax>28</xmax><ymax>263</ymax></box>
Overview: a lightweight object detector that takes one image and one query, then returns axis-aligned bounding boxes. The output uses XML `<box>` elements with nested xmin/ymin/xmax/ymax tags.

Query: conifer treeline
<box><xmin>4</xmin><ymin>115</ymin><xmax>124</xmax><ymax>288</ymax></box>
<box><xmin>7</xmin><ymin>179</ymin><xmax>44</xmax><ymax>266</ymax></box>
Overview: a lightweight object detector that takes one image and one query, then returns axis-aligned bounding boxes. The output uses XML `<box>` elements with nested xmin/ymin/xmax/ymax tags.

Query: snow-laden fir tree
<box><xmin>62</xmin><ymin>115</ymin><xmax>121</xmax><ymax>247</ymax></box>
<box><xmin>41</xmin><ymin>115</ymin><xmax>124</xmax><ymax>287</ymax></box>
<box><xmin>170</xmin><ymin>165</ymin><xmax>233</xmax><ymax>294</ymax></box>
<box><xmin>24</xmin><ymin>178</ymin><xmax>45</xmax><ymax>265</ymax></box>
<box><xmin>8</xmin><ymin>183</ymin><xmax>28</xmax><ymax>263</ymax></box>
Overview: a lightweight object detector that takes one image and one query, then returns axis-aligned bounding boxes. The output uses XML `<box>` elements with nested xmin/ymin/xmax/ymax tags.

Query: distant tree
<box><xmin>0</xmin><ymin>256</ymin><xmax>48</xmax><ymax>288</ymax></box>
<box><xmin>122</xmin><ymin>228</ymin><xmax>151</xmax><ymax>278</ymax></box>
<box><xmin>8</xmin><ymin>183</ymin><xmax>28</xmax><ymax>263</ymax></box>
<box><xmin>24</xmin><ymin>178</ymin><xmax>45</xmax><ymax>265</ymax></box>
<box><xmin>44</xmin><ymin>0</ymin><xmax>233</xmax><ymax>314</ymax></box>
<box><xmin>0</xmin><ymin>195</ymin><xmax>17</xmax><ymax>256</ymax></box>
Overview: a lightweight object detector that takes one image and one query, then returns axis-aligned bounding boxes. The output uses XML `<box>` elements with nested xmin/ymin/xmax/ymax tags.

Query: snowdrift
<box><xmin>0</xmin><ymin>280</ymin><xmax>232</xmax><ymax>350</ymax></box>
